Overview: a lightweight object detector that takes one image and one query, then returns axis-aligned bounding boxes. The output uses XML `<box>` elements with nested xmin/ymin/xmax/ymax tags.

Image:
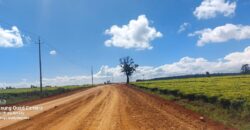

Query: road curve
<box><xmin>1</xmin><ymin>84</ymin><xmax>231</xmax><ymax>130</ymax></box>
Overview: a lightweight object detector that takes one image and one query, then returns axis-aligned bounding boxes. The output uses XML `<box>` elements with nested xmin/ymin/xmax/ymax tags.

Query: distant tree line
<box><xmin>136</xmin><ymin>73</ymin><xmax>241</xmax><ymax>82</ymax></box>
<box><xmin>30</xmin><ymin>85</ymin><xmax>37</xmax><ymax>88</ymax></box>
<box><xmin>5</xmin><ymin>86</ymin><xmax>15</xmax><ymax>89</ymax></box>
<box><xmin>136</xmin><ymin>64</ymin><xmax>250</xmax><ymax>82</ymax></box>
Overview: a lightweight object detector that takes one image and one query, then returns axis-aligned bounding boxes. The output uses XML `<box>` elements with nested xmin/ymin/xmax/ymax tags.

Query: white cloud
<box><xmin>178</xmin><ymin>22</ymin><xmax>190</xmax><ymax>33</ymax></box>
<box><xmin>2</xmin><ymin>46</ymin><xmax>250</xmax><ymax>88</ymax></box>
<box><xmin>0</xmin><ymin>26</ymin><xmax>24</xmax><ymax>48</ymax></box>
<box><xmin>50</xmin><ymin>50</ymin><xmax>57</xmax><ymax>55</ymax></box>
<box><xmin>133</xmin><ymin>46</ymin><xmax>250</xmax><ymax>79</ymax></box>
<box><xmin>91</xmin><ymin>46</ymin><xmax>250</xmax><ymax>80</ymax></box>
<box><xmin>193</xmin><ymin>0</ymin><xmax>236</xmax><ymax>19</ymax></box>
<box><xmin>95</xmin><ymin>65</ymin><xmax>122</xmax><ymax>77</ymax></box>
<box><xmin>189</xmin><ymin>24</ymin><xmax>250</xmax><ymax>46</ymax></box>
<box><xmin>104</xmin><ymin>15</ymin><xmax>162</xmax><ymax>50</ymax></box>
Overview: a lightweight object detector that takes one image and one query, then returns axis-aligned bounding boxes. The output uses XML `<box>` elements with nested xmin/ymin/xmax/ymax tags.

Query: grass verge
<box><xmin>0</xmin><ymin>85</ymin><xmax>92</xmax><ymax>105</ymax></box>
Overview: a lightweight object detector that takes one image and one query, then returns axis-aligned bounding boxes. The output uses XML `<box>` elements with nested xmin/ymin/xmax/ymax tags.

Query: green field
<box><xmin>132</xmin><ymin>75</ymin><xmax>250</xmax><ymax>109</ymax></box>
<box><xmin>0</xmin><ymin>85</ymin><xmax>91</xmax><ymax>105</ymax></box>
<box><xmin>0</xmin><ymin>86</ymin><xmax>84</xmax><ymax>94</ymax></box>
<box><xmin>131</xmin><ymin>75</ymin><xmax>250</xmax><ymax>129</ymax></box>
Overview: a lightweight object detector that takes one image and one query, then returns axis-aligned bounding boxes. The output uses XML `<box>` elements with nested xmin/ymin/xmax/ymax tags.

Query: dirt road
<box><xmin>1</xmin><ymin>85</ymin><xmax>231</xmax><ymax>130</ymax></box>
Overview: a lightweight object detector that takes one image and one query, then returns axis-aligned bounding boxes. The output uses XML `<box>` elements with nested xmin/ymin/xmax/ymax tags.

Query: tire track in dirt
<box><xmin>1</xmin><ymin>85</ymin><xmax>233</xmax><ymax>130</ymax></box>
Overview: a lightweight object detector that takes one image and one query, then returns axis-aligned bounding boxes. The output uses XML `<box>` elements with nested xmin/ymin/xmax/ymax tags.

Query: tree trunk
<box><xmin>126</xmin><ymin>75</ymin><xmax>129</xmax><ymax>84</ymax></box>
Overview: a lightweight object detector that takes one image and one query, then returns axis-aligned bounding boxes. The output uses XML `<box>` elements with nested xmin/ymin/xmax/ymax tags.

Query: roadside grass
<box><xmin>131</xmin><ymin>75</ymin><xmax>250</xmax><ymax>130</ymax></box>
<box><xmin>0</xmin><ymin>85</ymin><xmax>92</xmax><ymax>105</ymax></box>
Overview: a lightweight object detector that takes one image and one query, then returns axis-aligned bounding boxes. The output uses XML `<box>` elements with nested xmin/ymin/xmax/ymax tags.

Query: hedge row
<box><xmin>135</xmin><ymin>85</ymin><xmax>249</xmax><ymax>110</ymax></box>
<box><xmin>0</xmin><ymin>87</ymin><xmax>85</xmax><ymax>105</ymax></box>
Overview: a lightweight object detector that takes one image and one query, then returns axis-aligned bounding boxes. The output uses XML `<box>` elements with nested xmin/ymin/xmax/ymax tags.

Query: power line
<box><xmin>43</xmin><ymin>41</ymin><xmax>88</xmax><ymax>72</ymax></box>
<box><xmin>41</xmin><ymin>39</ymin><xmax>96</xmax><ymax>86</ymax></box>
<box><xmin>0</xmin><ymin>19</ymin><xmax>40</xmax><ymax>38</ymax></box>
<box><xmin>0</xmin><ymin>19</ymin><xmax>88</xmax><ymax>70</ymax></box>
<box><xmin>0</xmin><ymin>19</ymin><xmax>95</xmax><ymax>86</ymax></box>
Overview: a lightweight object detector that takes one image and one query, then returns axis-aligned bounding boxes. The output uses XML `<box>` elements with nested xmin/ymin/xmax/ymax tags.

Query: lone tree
<box><xmin>120</xmin><ymin>56</ymin><xmax>139</xmax><ymax>84</ymax></box>
<box><xmin>241</xmin><ymin>64</ymin><xmax>250</xmax><ymax>74</ymax></box>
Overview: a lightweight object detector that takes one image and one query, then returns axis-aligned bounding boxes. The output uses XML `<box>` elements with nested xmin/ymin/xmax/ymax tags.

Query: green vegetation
<box><xmin>0</xmin><ymin>85</ymin><xmax>91</xmax><ymax>105</ymax></box>
<box><xmin>131</xmin><ymin>75</ymin><xmax>250</xmax><ymax>130</ymax></box>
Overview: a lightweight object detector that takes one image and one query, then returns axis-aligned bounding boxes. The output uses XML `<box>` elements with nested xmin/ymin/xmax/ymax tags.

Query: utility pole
<box><xmin>38</xmin><ymin>37</ymin><xmax>43</xmax><ymax>96</ymax></box>
<box><xmin>91</xmin><ymin>66</ymin><xmax>94</xmax><ymax>86</ymax></box>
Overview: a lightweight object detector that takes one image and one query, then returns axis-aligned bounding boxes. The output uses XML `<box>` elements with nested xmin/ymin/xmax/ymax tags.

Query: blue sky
<box><xmin>0</xmin><ymin>0</ymin><xmax>250</xmax><ymax>87</ymax></box>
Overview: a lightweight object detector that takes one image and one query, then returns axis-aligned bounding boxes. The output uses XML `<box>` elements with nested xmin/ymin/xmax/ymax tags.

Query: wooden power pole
<box><xmin>91</xmin><ymin>66</ymin><xmax>94</xmax><ymax>86</ymax></box>
<box><xmin>38</xmin><ymin>37</ymin><xmax>43</xmax><ymax>96</ymax></box>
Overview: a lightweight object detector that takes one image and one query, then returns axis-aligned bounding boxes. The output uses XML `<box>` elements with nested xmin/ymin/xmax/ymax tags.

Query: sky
<box><xmin>0</xmin><ymin>0</ymin><xmax>250</xmax><ymax>87</ymax></box>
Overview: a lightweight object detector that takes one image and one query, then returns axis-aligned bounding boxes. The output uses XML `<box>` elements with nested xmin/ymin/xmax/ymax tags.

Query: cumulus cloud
<box><xmin>50</xmin><ymin>50</ymin><xmax>57</xmax><ymax>55</ymax></box>
<box><xmin>2</xmin><ymin>46</ymin><xmax>250</xmax><ymax>88</ymax></box>
<box><xmin>104</xmin><ymin>15</ymin><xmax>162</xmax><ymax>50</ymax></box>
<box><xmin>95</xmin><ymin>65</ymin><xmax>122</xmax><ymax>77</ymax></box>
<box><xmin>0</xmin><ymin>26</ymin><xmax>24</xmax><ymax>48</ymax></box>
<box><xmin>178</xmin><ymin>22</ymin><xmax>190</xmax><ymax>33</ymax></box>
<box><xmin>193</xmin><ymin>0</ymin><xmax>236</xmax><ymax>19</ymax></box>
<box><xmin>71</xmin><ymin>45</ymin><xmax>248</xmax><ymax>81</ymax></box>
<box><xmin>189</xmin><ymin>24</ymin><xmax>250</xmax><ymax>46</ymax></box>
<box><xmin>88</xmin><ymin>46</ymin><xmax>250</xmax><ymax>80</ymax></box>
<box><xmin>126</xmin><ymin>46</ymin><xmax>250</xmax><ymax>79</ymax></box>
